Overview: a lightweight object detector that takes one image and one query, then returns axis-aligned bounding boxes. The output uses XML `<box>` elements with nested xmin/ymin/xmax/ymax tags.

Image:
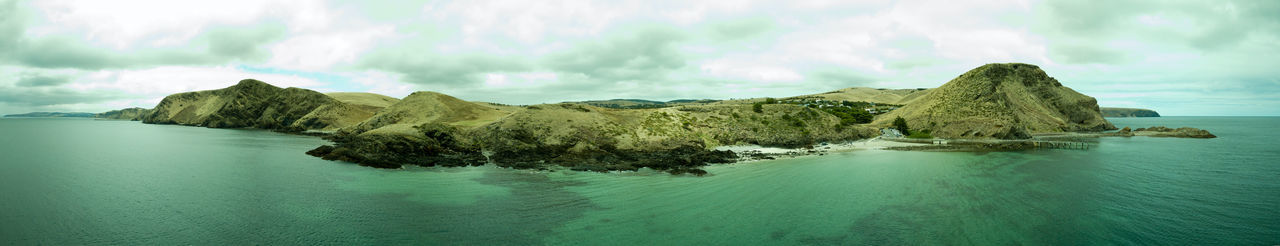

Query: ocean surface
<box><xmin>0</xmin><ymin>117</ymin><xmax>1276</xmax><ymax>245</ymax></box>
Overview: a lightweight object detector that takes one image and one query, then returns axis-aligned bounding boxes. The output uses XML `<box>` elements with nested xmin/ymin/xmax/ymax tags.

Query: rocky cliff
<box><xmin>1101</xmin><ymin>107</ymin><xmax>1161</xmax><ymax>117</ymax></box>
<box><xmin>139</xmin><ymin>79</ymin><xmax>368</xmax><ymax>131</ymax></box>
<box><xmin>872</xmin><ymin>63</ymin><xmax>1115</xmax><ymax>139</ymax></box>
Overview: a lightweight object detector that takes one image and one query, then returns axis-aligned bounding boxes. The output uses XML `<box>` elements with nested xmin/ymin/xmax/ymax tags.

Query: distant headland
<box><xmin>1100</xmin><ymin>107</ymin><xmax>1161</xmax><ymax>117</ymax></box>
<box><xmin>3</xmin><ymin>112</ymin><xmax>95</xmax><ymax>118</ymax></box>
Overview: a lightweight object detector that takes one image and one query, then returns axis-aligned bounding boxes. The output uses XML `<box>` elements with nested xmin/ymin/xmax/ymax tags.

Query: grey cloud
<box><xmin>1047</xmin><ymin>43</ymin><xmax>1126</xmax><ymax>64</ymax></box>
<box><xmin>0</xmin><ymin>0</ymin><xmax>26</xmax><ymax>57</ymax></box>
<box><xmin>12</xmin><ymin>37</ymin><xmax>115</xmax><ymax>69</ymax></box>
<box><xmin>546</xmin><ymin>27</ymin><xmax>687</xmax><ymax>81</ymax></box>
<box><xmin>812</xmin><ymin>69</ymin><xmax>877</xmax><ymax>86</ymax></box>
<box><xmin>205</xmin><ymin>23</ymin><xmax>286</xmax><ymax>58</ymax></box>
<box><xmin>0</xmin><ymin>9</ymin><xmax>279</xmax><ymax>70</ymax></box>
<box><xmin>0</xmin><ymin>86</ymin><xmax>124</xmax><ymax>106</ymax></box>
<box><xmin>15</xmin><ymin>73</ymin><xmax>71</xmax><ymax>87</ymax></box>
<box><xmin>710</xmin><ymin>17</ymin><xmax>774</xmax><ymax>41</ymax></box>
<box><xmin>1037</xmin><ymin>0</ymin><xmax>1280</xmax><ymax>64</ymax></box>
<box><xmin>363</xmin><ymin>53</ymin><xmax>530</xmax><ymax>86</ymax></box>
<box><xmin>8</xmin><ymin>35</ymin><xmax>246</xmax><ymax>69</ymax></box>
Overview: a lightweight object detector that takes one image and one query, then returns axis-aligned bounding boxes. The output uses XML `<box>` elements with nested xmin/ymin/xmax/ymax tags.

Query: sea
<box><xmin>0</xmin><ymin>117</ymin><xmax>1276</xmax><ymax>245</ymax></box>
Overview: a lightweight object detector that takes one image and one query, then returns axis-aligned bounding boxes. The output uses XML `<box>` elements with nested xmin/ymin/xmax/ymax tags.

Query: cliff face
<box><xmin>139</xmin><ymin>79</ymin><xmax>365</xmax><ymax>131</ymax></box>
<box><xmin>95</xmin><ymin>108</ymin><xmax>153</xmax><ymax>120</ymax></box>
<box><xmin>873</xmin><ymin>63</ymin><xmax>1115</xmax><ymax>139</ymax></box>
<box><xmin>1101</xmin><ymin>107</ymin><xmax>1161</xmax><ymax>117</ymax></box>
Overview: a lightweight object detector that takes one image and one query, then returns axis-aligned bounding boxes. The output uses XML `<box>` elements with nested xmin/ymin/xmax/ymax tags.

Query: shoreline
<box><xmin>714</xmin><ymin>137</ymin><xmax>929</xmax><ymax>162</ymax></box>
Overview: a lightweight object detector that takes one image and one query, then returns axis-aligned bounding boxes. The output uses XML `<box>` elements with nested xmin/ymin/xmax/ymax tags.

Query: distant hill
<box><xmin>572</xmin><ymin>99</ymin><xmax>721</xmax><ymax>109</ymax></box>
<box><xmin>872</xmin><ymin>63</ymin><xmax>1115</xmax><ymax>139</ymax></box>
<box><xmin>95</xmin><ymin>108</ymin><xmax>152</xmax><ymax>120</ymax></box>
<box><xmin>4</xmin><ymin>112</ymin><xmax>95</xmax><ymax>118</ymax></box>
<box><xmin>792</xmin><ymin>87</ymin><xmax>930</xmax><ymax>105</ymax></box>
<box><xmin>1101</xmin><ymin>107</ymin><xmax>1160</xmax><ymax>117</ymax></box>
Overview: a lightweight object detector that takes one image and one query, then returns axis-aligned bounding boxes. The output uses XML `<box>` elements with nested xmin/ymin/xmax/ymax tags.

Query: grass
<box><xmin>906</xmin><ymin>131</ymin><xmax>933</xmax><ymax>139</ymax></box>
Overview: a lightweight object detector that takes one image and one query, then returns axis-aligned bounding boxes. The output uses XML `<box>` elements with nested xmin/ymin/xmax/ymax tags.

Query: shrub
<box><xmin>764</xmin><ymin>97</ymin><xmax>777</xmax><ymax>104</ymax></box>
<box><xmin>892</xmin><ymin>116</ymin><xmax>910</xmax><ymax>134</ymax></box>
<box><xmin>752</xmin><ymin>103</ymin><xmax>764</xmax><ymax>113</ymax></box>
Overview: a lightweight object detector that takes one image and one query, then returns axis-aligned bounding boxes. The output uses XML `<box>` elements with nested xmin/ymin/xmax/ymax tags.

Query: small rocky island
<box><xmin>103</xmin><ymin>63</ymin><xmax>1215</xmax><ymax>174</ymax></box>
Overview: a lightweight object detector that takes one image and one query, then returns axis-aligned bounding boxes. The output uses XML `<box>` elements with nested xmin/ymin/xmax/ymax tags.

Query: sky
<box><xmin>1</xmin><ymin>0</ymin><xmax>1277</xmax><ymax>116</ymax></box>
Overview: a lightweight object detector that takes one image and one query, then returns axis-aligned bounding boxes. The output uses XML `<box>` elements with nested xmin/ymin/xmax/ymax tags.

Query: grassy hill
<box><xmin>872</xmin><ymin>63</ymin><xmax>1114</xmax><ymax>139</ymax></box>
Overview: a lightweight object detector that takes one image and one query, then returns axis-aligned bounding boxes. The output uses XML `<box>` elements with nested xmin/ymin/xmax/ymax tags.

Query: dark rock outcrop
<box><xmin>1133</xmin><ymin>126</ymin><xmax>1217</xmax><ymax>138</ymax></box>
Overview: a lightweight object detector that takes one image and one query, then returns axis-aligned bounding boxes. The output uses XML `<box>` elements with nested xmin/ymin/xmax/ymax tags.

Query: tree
<box><xmin>764</xmin><ymin>97</ymin><xmax>777</xmax><ymax>104</ymax></box>
<box><xmin>752</xmin><ymin>103</ymin><xmax>764</xmax><ymax>113</ymax></box>
<box><xmin>892</xmin><ymin>116</ymin><xmax>910</xmax><ymax>134</ymax></box>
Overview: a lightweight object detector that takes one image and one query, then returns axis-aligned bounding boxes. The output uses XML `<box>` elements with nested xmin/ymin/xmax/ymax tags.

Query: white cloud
<box><xmin>31</xmin><ymin>0</ymin><xmax>283</xmax><ymax>49</ymax></box>
<box><xmin>265</xmin><ymin>26</ymin><xmax>395</xmax><ymax>70</ymax></box>
<box><xmin>73</xmin><ymin>65</ymin><xmax>325</xmax><ymax>100</ymax></box>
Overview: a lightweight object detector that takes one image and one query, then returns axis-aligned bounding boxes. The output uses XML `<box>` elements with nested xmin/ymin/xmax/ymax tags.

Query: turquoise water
<box><xmin>1</xmin><ymin>117</ymin><xmax>1276</xmax><ymax>245</ymax></box>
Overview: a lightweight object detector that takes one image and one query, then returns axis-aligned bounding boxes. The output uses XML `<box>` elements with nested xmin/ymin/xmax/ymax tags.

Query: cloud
<box><xmin>708</xmin><ymin>16</ymin><xmax>774</xmax><ymax>40</ymax></box>
<box><xmin>362</xmin><ymin>52</ymin><xmax>530</xmax><ymax>86</ymax></box>
<box><xmin>546</xmin><ymin>26</ymin><xmax>688</xmax><ymax>81</ymax></box>
<box><xmin>0</xmin><ymin>0</ymin><xmax>22</xmax><ymax>55</ymax></box>
<box><xmin>15</xmin><ymin>73</ymin><xmax>70</xmax><ymax>87</ymax></box>
<box><xmin>1034</xmin><ymin>0</ymin><xmax>1280</xmax><ymax>60</ymax></box>
<box><xmin>1047</xmin><ymin>42</ymin><xmax>1126</xmax><ymax>64</ymax></box>
<box><xmin>0</xmin><ymin>86</ymin><xmax>124</xmax><ymax>106</ymax></box>
<box><xmin>205</xmin><ymin>23</ymin><xmax>287</xmax><ymax>59</ymax></box>
<box><xmin>0</xmin><ymin>0</ymin><xmax>1277</xmax><ymax>116</ymax></box>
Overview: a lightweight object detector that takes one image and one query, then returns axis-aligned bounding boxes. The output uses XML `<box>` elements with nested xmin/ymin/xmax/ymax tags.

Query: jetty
<box><xmin>883</xmin><ymin>137</ymin><xmax>1091</xmax><ymax>151</ymax></box>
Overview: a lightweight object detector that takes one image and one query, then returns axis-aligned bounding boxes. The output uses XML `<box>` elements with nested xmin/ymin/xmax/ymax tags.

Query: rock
<box><xmin>1132</xmin><ymin>126</ymin><xmax>1217</xmax><ymax>138</ymax></box>
<box><xmin>872</xmin><ymin>63</ymin><xmax>1115</xmax><ymax>139</ymax></box>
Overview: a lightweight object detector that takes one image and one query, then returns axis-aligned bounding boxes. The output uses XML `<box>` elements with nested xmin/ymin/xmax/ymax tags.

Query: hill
<box><xmin>872</xmin><ymin>63</ymin><xmax>1115</xmax><ymax>139</ymax></box>
<box><xmin>139</xmin><ymin>79</ymin><xmax>371</xmax><ymax>131</ymax></box>
<box><xmin>95</xmin><ymin>108</ymin><xmax>152</xmax><ymax>120</ymax></box>
<box><xmin>3</xmin><ymin>112</ymin><xmax>94</xmax><ymax>118</ymax></box>
<box><xmin>572</xmin><ymin>99</ymin><xmax>721</xmax><ymax>109</ymax></box>
<box><xmin>346</xmin><ymin>91</ymin><xmax>515</xmax><ymax>135</ymax></box>
<box><xmin>792</xmin><ymin>87</ymin><xmax>931</xmax><ymax>105</ymax></box>
<box><xmin>1101</xmin><ymin>107</ymin><xmax>1161</xmax><ymax>117</ymax></box>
